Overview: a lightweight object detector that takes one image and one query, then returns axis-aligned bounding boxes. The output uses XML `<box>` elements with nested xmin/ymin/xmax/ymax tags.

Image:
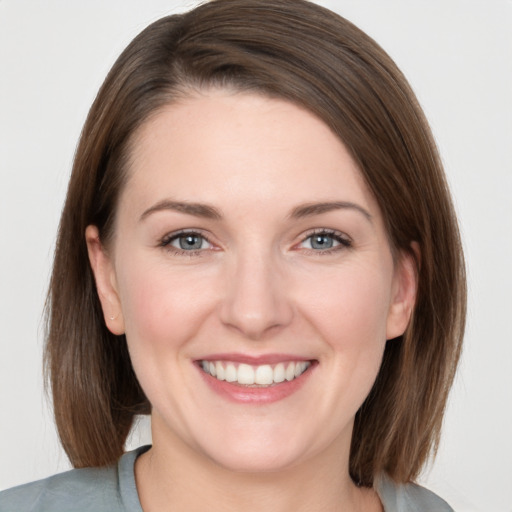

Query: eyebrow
<box><xmin>139</xmin><ymin>200</ymin><xmax>222</xmax><ymax>221</ymax></box>
<box><xmin>139</xmin><ymin>199</ymin><xmax>372</xmax><ymax>223</ymax></box>
<box><xmin>289</xmin><ymin>201</ymin><xmax>372</xmax><ymax>222</ymax></box>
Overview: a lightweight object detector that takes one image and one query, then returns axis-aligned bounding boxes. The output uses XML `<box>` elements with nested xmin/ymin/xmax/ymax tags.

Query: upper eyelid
<box><xmin>162</xmin><ymin>228</ymin><xmax>214</xmax><ymax>250</ymax></box>
<box><xmin>296</xmin><ymin>229</ymin><xmax>353</xmax><ymax>251</ymax></box>
<box><xmin>299</xmin><ymin>228</ymin><xmax>351</xmax><ymax>242</ymax></box>
<box><xmin>160</xmin><ymin>228</ymin><xmax>212</xmax><ymax>243</ymax></box>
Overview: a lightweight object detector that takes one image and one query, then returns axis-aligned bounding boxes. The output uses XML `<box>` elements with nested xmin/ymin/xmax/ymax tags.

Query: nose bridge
<box><xmin>220</xmin><ymin>243</ymin><xmax>293</xmax><ymax>339</ymax></box>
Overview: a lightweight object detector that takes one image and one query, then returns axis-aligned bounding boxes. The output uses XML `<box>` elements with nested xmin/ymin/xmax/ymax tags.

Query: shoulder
<box><xmin>0</xmin><ymin>447</ymin><xmax>147</xmax><ymax>512</ymax></box>
<box><xmin>376</xmin><ymin>473</ymin><xmax>454</xmax><ymax>512</ymax></box>
<box><xmin>0</xmin><ymin>466</ymin><xmax>120</xmax><ymax>512</ymax></box>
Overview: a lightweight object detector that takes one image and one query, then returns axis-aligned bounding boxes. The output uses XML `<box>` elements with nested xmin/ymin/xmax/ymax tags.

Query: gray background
<box><xmin>1</xmin><ymin>1</ymin><xmax>511</xmax><ymax>510</ymax></box>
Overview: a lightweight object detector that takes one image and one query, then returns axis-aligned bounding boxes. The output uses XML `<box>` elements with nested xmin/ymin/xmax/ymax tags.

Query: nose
<box><xmin>219</xmin><ymin>250</ymin><xmax>294</xmax><ymax>340</ymax></box>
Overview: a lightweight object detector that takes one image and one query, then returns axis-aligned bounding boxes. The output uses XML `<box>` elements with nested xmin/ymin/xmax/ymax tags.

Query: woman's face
<box><xmin>88</xmin><ymin>90</ymin><xmax>415</xmax><ymax>472</ymax></box>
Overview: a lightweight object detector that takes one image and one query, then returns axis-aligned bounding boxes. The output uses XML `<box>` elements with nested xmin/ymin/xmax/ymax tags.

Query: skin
<box><xmin>86</xmin><ymin>90</ymin><xmax>417</xmax><ymax>512</ymax></box>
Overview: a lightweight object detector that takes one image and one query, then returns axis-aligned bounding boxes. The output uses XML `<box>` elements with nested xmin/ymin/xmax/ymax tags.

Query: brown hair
<box><xmin>45</xmin><ymin>0</ymin><xmax>466</xmax><ymax>486</ymax></box>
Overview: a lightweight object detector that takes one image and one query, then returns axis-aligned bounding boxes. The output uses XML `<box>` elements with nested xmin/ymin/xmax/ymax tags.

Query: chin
<box><xmin>207</xmin><ymin>447</ymin><xmax>306</xmax><ymax>474</ymax></box>
<box><xmin>194</xmin><ymin>427</ymin><xmax>315</xmax><ymax>474</ymax></box>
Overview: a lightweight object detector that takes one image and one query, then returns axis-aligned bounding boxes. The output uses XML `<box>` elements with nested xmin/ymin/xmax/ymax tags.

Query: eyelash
<box><xmin>158</xmin><ymin>229</ymin><xmax>352</xmax><ymax>257</ymax></box>
<box><xmin>298</xmin><ymin>229</ymin><xmax>352</xmax><ymax>255</ymax></box>
<box><xmin>159</xmin><ymin>230</ymin><xmax>213</xmax><ymax>257</ymax></box>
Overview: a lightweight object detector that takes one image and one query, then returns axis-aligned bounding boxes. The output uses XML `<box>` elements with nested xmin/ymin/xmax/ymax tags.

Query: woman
<box><xmin>0</xmin><ymin>0</ymin><xmax>466</xmax><ymax>510</ymax></box>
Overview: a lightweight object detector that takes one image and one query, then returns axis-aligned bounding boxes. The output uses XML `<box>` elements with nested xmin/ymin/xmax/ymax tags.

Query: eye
<box><xmin>160</xmin><ymin>231</ymin><xmax>213</xmax><ymax>253</ymax></box>
<box><xmin>299</xmin><ymin>230</ymin><xmax>351</xmax><ymax>252</ymax></box>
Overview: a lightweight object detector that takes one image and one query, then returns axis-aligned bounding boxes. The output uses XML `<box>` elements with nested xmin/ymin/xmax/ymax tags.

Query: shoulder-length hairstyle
<box><xmin>45</xmin><ymin>0</ymin><xmax>466</xmax><ymax>487</ymax></box>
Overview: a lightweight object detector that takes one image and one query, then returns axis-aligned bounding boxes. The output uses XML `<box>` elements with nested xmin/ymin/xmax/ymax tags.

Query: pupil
<box><xmin>312</xmin><ymin>235</ymin><xmax>333</xmax><ymax>249</ymax></box>
<box><xmin>180</xmin><ymin>235</ymin><xmax>202</xmax><ymax>250</ymax></box>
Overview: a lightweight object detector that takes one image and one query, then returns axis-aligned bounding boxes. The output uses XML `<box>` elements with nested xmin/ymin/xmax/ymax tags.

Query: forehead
<box><xmin>121</xmin><ymin>90</ymin><xmax>378</xmax><ymax>218</ymax></box>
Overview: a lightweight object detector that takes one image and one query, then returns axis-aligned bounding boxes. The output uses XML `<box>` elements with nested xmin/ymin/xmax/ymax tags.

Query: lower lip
<box><xmin>196</xmin><ymin>363</ymin><xmax>316</xmax><ymax>404</ymax></box>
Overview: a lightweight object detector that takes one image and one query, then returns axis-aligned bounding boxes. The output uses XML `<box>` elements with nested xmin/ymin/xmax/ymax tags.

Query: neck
<box><xmin>135</xmin><ymin>417</ymin><xmax>382</xmax><ymax>512</ymax></box>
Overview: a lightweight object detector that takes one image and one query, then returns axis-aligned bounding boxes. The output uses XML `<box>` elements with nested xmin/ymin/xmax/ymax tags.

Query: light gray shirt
<box><xmin>0</xmin><ymin>446</ymin><xmax>454</xmax><ymax>511</ymax></box>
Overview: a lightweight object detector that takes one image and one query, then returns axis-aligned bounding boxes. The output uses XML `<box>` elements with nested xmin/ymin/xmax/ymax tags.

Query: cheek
<box><xmin>116</xmin><ymin>258</ymin><xmax>217</xmax><ymax>355</ymax></box>
<box><xmin>298</xmin><ymin>260</ymin><xmax>393</xmax><ymax>350</ymax></box>
<box><xmin>294</xmin><ymin>259</ymin><xmax>392</xmax><ymax>413</ymax></box>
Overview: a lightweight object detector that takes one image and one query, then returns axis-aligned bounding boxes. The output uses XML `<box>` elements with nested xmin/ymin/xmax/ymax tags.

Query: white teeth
<box><xmin>273</xmin><ymin>363</ymin><xmax>285</xmax><ymax>383</ymax></box>
<box><xmin>294</xmin><ymin>361</ymin><xmax>307</xmax><ymax>377</ymax></box>
<box><xmin>254</xmin><ymin>365</ymin><xmax>273</xmax><ymax>385</ymax></box>
<box><xmin>285</xmin><ymin>362</ymin><xmax>295</xmax><ymax>381</ymax></box>
<box><xmin>237</xmin><ymin>364</ymin><xmax>255</xmax><ymax>384</ymax></box>
<box><xmin>201</xmin><ymin>360</ymin><xmax>311</xmax><ymax>386</ymax></box>
<box><xmin>215</xmin><ymin>361</ymin><xmax>225</xmax><ymax>381</ymax></box>
<box><xmin>225</xmin><ymin>363</ymin><xmax>237</xmax><ymax>382</ymax></box>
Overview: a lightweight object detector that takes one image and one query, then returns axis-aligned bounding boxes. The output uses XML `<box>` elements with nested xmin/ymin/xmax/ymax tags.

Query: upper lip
<box><xmin>196</xmin><ymin>353</ymin><xmax>315</xmax><ymax>365</ymax></box>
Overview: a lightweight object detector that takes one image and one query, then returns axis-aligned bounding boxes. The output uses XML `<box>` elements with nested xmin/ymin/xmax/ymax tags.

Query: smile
<box><xmin>200</xmin><ymin>360</ymin><xmax>311</xmax><ymax>387</ymax></box>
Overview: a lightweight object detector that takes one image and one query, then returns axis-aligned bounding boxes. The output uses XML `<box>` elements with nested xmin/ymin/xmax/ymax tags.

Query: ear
<box><xmin>85</xmin><ymin>225</ymin><xmax>125</xmax><ymax>335</ymax></box>
<box><xmin>386</xmin><ymin>243</ymin><xmax>419</xmax><ymax>340</ymax></box>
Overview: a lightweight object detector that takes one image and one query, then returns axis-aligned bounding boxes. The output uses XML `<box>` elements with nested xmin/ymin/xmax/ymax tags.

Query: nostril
<box><xmin>217</xmin><ymin>255</ymin><xmax>295</xmax><ymax>339</ymax></box>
